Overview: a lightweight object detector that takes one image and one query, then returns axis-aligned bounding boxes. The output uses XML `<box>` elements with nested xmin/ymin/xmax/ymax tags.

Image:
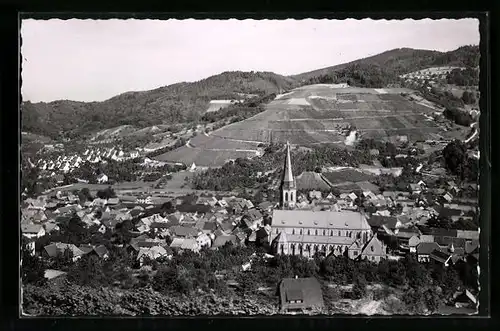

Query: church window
<box><xmin>371</xmin><ymin>246</ymin><xmax>374</xmax><ymax>252</ymax></box>
<box><xmin>323</xmin><ymin>229</ymin><xmax>326</xmax><ymax>236</ymax></box>
<box><xmin>290</xmin><ymin>192</ymin><xmax>294</xmax><ymax>201</ymax></box>
<box><xmin>308</xmin><ymin>230</ymin><xmax>310</xmax><ymax>235</ymax></box>
<box><xmin>338</xmin><ymin>231</ymin><xmax>341</xmax><ymax>236</ymax></box>
<box><xmin>300</xmin><ymin>229</ymin><xmax>302</xmax><ymax>235</ymax></box>
<box><xmin>331</xmin><ymin>230</ymin><xmax>333</xmax><ymax>236</ymax></box>
<box><xmin>292</xmin><ymin>229</ymin><xmax>295</xmax><ymax>235</ymax></box>
<box><xmin>315</xmin><ymin>229</ymin><xmax>318</xmax><ymax>236</ymax></box>
<box><xmin>285</xmin><ymin>192</ymin><xmax>288</xmax><ymax>201</ymax></box>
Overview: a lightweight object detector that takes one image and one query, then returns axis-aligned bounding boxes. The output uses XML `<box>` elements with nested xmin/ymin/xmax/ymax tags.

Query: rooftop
<box><xmin>271</xmin><ymin>210</ymin><xmax>371</xmax><ymax>230</ymax></box>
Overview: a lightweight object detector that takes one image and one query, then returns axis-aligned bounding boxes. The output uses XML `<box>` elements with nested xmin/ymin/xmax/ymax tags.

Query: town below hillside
<box><xmin>21</xmin><ymin>47</ymin><xmax>480</xmax><ymax>316</ymax></box>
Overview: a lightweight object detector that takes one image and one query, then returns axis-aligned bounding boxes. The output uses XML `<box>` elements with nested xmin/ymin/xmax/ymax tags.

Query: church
<box><xmin>270</xmin><ymin>142</ymin><xmax>374</xmax><ymax>258</ymax></box>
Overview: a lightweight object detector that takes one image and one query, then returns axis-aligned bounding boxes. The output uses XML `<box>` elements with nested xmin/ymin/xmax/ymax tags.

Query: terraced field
<box><xmin>153</xmin><ymin>84</ymin><xmax>452</xmax><ymax>167</ymax></box>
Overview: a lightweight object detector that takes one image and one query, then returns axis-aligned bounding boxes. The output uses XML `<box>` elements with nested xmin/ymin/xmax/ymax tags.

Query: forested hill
<box><xmin>291</xmin><ymin>45</ymin><xmax>480</xmax><ymax>85</ymax></box>
<box><xmin>21</xmin><ymin>71</ymin><xmax>298</xmax><ymax>139</ymax></box>
<box><xmin>21</xmin><ymin>45</ymin><xmax>479</xmax><ymax>139</ymax></box>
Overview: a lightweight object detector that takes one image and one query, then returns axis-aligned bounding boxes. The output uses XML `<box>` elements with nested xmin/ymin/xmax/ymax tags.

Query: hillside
<box><xmin>21</xmin><ymin>71</ymin><xmax>298</xmax><ymax>139</ymax></box>
<box><xmin>153</xmin><ymin>84</ymin><xmax>462</xmax><ymax>167</ymax></box>
<box><xmin>292</xmin><ymin>45</ymin><xmax>479</xmax><ymax>86</ymax></box>
<box><xmin>21</xmin><ymin>46</ymin><xmax>479</xmax><ymax>139</ymax></box>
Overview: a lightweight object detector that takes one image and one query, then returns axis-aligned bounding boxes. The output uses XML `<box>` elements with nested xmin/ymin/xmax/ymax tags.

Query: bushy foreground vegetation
<box><xmin>22</xmin><ymin>236</ymin><xmax>478</xmax><ymax>316</ymax></box>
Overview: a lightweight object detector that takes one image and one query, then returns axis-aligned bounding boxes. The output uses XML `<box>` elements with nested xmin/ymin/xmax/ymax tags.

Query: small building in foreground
<box><xmin>279</xmin><ymin>277</ymin><xmax>324</xmax><ymax>313</ymax></box>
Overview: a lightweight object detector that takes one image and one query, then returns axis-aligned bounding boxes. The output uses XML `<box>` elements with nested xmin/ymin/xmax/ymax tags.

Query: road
<box><xmin>185</xmin><ymin>137</ymin><xmax>260</xmax><ymax>153</ymax></box>
<box><xmin>465</xmin><ymin>122</ymin><xmax>478</xmax><ymax>144</ymax></box>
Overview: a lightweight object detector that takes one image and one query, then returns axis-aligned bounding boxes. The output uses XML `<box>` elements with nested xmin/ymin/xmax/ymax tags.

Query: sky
<box><xmin>21</xmin><ymin>18</ymin><xmax>480</xmax><ymax>102</ymax></box>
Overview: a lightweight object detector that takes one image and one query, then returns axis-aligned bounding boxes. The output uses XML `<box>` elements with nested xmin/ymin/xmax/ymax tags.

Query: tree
<box><xmin>443</xmin><ymin>140</ymin><xmax>470</xmax><ymax>180</ymax></box>
<box><xmin>403</xmin><ymin>288</ymin><xmax>425</xmax><ymax>314</ymax></box>
<box><xmin>402</xmin><ymin>254</ymin><xmax>430</xmax><ymax>289</ymax></box>
<box><xmin>96</xmin><ymin>186</ymin><xmax>117</xmax><ymax>199</ymax></box>
<box><xmin>352</xmin><ymin>274</ymin><xmax>367</xmax><ymax>299</ymax></box>
<box><xmin>21</xmin><ymin>239</ymin><xmax>47</xmax><ymax>285</ymax></box>
<box><xmin>461</xmin><ymin>91</ymin><xmax>476</xmax><ymax>104</ymax></box>
<box><xmin>424</xmin><ymin>288</ymin><xmax>441</xmax><ymax>313</ymax></box>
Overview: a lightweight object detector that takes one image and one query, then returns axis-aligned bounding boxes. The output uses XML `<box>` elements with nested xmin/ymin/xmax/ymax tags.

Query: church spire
<box><xmin>282</xmin><ymin>141</ymin><xmax>295</xmax><ymax>187</ymax></box>
<box><xmin>280</xmin><ymin>141</ymin><xmax>297</xmax><ymax>209</ymax></box>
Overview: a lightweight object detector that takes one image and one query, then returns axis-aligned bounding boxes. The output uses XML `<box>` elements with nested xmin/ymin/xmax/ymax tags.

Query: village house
<box><xmin>408</xmin><ymin>183</ymin><xmax>422</xmax><ymax>195</ymax></box>
<box><xmin>442</xmin><ymin>192</ymin><xmax>454</xmax><ymax>203</ymax></box>
<box><xmin>196</xmin><ymin>233</ymin><xmax>212</xmax><ymax>248</ymax></box>
<box><xmin>242</xmin><ymin>209</ymin><xmax>263</xmax><ymax>231</ymax></box>
<box><xmin>452</xmin><ymin>289</ymin><xmax>478</xmax><ymax>309</ymax></box>
<box><xmin>258</xmin><ymin>201</ymin><xmax>274</xmax><ymax>213</ymax></box>
<box><xmin>212</xmin><ymin>235</ymin><xmax>238</xmax><ymax>249</ymax></box>
<box><xmin>21</xmin><ymin>224</ymin><xmax>46</xmax><ymax>239</ymax></box>
<box><xmin>137</xmin><ymin>246</ymin><xmax>172</xmax><ymax>266</ymax></box>
<box><xmin>347</xmin><ymin>240</ymin><xmax>363</xmax><ymax>259</ymax></box>
<box><xmin>169</xmin><ymin>225</ymin><xmax>200</xmax><ymax>239</ymax></box>
<box><xmin>308</xmin><ymin>190</ymin><xmax>322</xmax><ymax>200</ymax></box>
<box><xmin>416</xmin><ymin>242</ymin><xmax>441</xmax><ymax>262</ymax></box>
<box><xmin>408</xmin><ymin>234</ymin><xmax>434</xmax><ymax>253</ymax></box>
<box><xmin>279</xmin><ymin>277</ymin><xmax>324</xmax><ymax>313</ymax></box>
<box><xmin>97</xmin><ymin>173</ymin><xmax>108</xmax><ymax>184</ymax></box>
<box><xmin>360</xmin><ymin>235</ymin><xmax>387</xmax><ymax>263</ymax></box>
<box><xmin>170</xmin><ymin>238</ymin><xmax>200</xmax><ymax>253</ymax></box>
<box><xmin>43</xmin><ymin>243</ymin><xmax>86</xmax><ymax>262</ymax></box>
<box><xmin>429</xmin><ymin>249</ymin><xmax>453</xmax><ymax>267</ymax></box>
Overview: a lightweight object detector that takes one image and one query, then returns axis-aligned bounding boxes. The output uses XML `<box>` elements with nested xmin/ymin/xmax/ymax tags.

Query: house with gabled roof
<box><xmin>169</xmin><ymin>225</ymin><xmax>200</xmax><ymax>238</ymax></box>
<box><xmin>257</xmin><ymin>201</ymin><xmax>273</xmax><ymax>212</ymax></box>
<box><xmin>367</xmin><ymin>215</ymin><xmax>400</xmax><ymax>232</ymax></box>
<box><xmin>457</xmin><ymin>230</ymin><xmax>479</xmax><ymax>241</ymax></box>
<box><xmin>44</xmin><ymin>243</ymin><xmax>86</xmax><ymax>262</ymax></box>
<box><xmin>201</xmin><ymin>221</ymin><xmax>217</xmax><ymax>234</ymax></box>
<box><xmin>452</xmin><ymin>289</ymin><xmax>478</xmax><ymax>309</ymax></box>
<box><xmin>137</xmin><ymin>246</ymin><xmax>172</xmax><ymax>266</ymax></box>
<box><xmin>429</xmin><ymin>249</ymin><xmax>452</xmax><ymax>267</ymax></box>
<box><xmin>212</xmin><ymin>235</ymin><xmax>238</xmax><ymax>249</ymax></box>
<box><xmin>360</xmin><ymin>235</ymin><xmax>387</xmax><ymax>263</ymax></box>
<box><xmin>347</xmin><ymin>240</ymin><xmax>364</xmax><ymax>259</ymax></box>
<box><xmin>382</xmin><ymin>191</ymin><xmax>397</xmax><ymax>200</ymax></box>
<box><xmin>21</xmin><ymin>224</ymin><xmax>46</xmax><ymax>239</ymax></box>
<box><xmin>196</xmin><ymin>233</ymin><xmax>212</xmax><ymax>249</ymax></box>
<box><xmin>279</xmin><ymin>277</ymin><xmax>324</xmax><ymax>313</ymax></box>
<box><xmin>416</xmin><ymin>242</ymin><xmax>441</xmax><ymax>262</ymax></box>
<box><xmin>442</xmin><ymin>192</ymin><xmax>454</xmax><ymax>203</ymax></box>
<box><xmin>43</xmin><ymin>222</ymin><xmax>60</xmax><ymax>234</ymax></box>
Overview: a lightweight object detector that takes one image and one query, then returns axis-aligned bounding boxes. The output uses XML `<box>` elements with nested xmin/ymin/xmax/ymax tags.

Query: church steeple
<box><xmin>283</xmin><ymin>141</ymin><xmax>295</xmax><ymax>186</ymax></box>
<box><xmin>280</xmin><ymin>141</ymin><xmax>296</xmax><ymax>208</ymax></box>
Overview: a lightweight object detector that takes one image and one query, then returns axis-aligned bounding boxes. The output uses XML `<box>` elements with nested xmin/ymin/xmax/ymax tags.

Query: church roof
<box><xmin>271</xmin><ymin>210</ymin><xmax>371</xmax><ymax>231</ymax></box>
<box><xmin>285</xmin><ymin>234</ymin><xmax>356</xmax><ymax>246</ymax></box>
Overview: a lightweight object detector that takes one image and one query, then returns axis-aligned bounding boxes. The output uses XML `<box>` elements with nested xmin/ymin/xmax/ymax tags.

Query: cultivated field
<box><xmin>153</xmin><ymin>84</ymin><xmax>461</xmax><ymax>166</ymax></box>
<box><xmin>322</xmin><ymin>168</ymin><xmax>376</xmax><ymax>185</ymax></box>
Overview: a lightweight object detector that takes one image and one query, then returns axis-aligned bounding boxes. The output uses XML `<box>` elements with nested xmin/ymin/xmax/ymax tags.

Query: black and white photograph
<box><xmin>20</xmin><ymin>17</ymin><xmax>482</xmax><ymax>316</ymax></box>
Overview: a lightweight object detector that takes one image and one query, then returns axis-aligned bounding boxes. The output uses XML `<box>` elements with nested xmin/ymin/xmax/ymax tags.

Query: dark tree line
<box><xmin>443</xmin><ymin>140</ymin><xmax>478</xmax><ymax>182</ymax></box>
<box><xmin>191</xmin><ymin>144</ymin><xmax>373</xmax><ymax>192</ymax></box>
<box><xmin>447</xmin><ymin>68</ymin><xmax>479</xmax><ymax>87</ymax></box>
<box><xmin>201</xmin><ymin>93</ymin><xmax>276</xmax><ymax>124</ymax></box>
